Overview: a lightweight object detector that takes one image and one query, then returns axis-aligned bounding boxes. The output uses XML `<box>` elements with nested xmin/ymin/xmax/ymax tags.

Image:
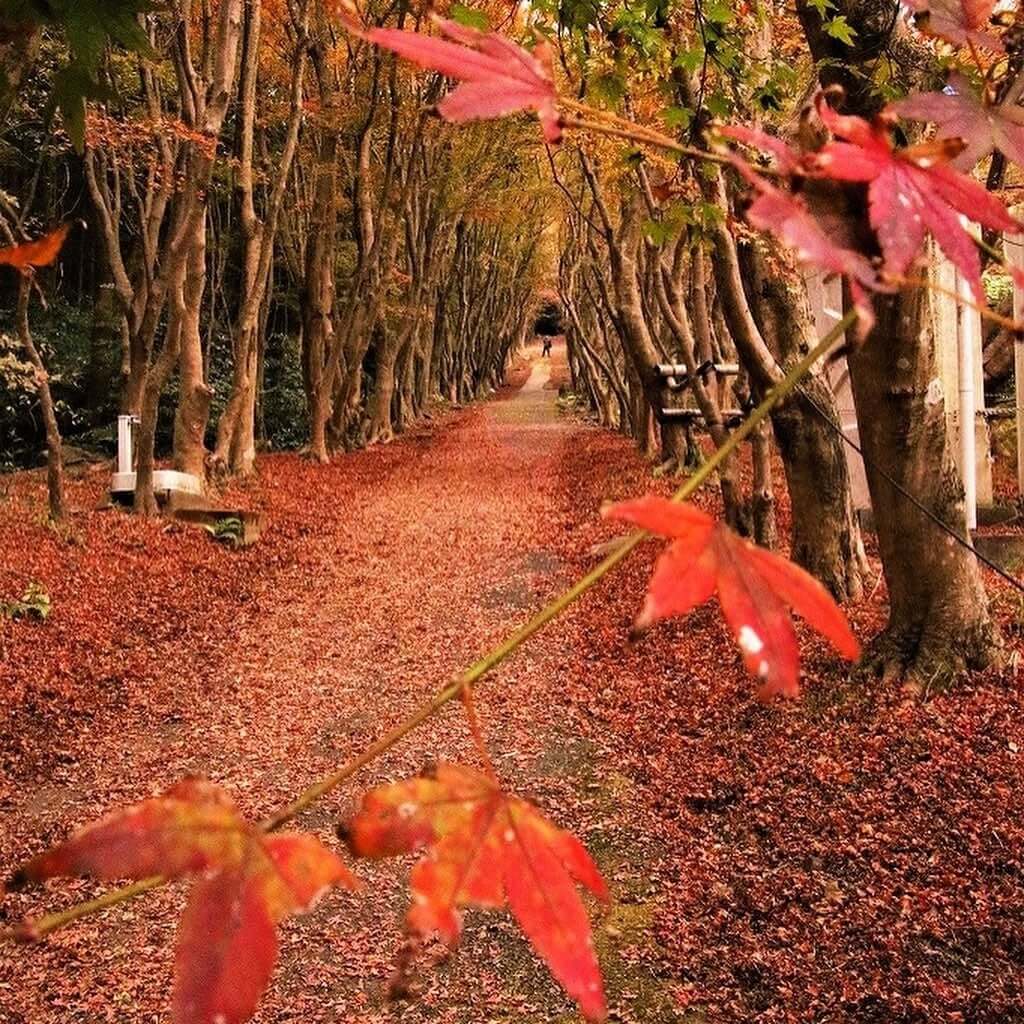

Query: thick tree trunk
<box><xmin>849</xmin><ymin>290</ymin><xmax>1001</xmax><ymax>679</ymax></box>
<box><xmin>0</xmin><ymin>16</ymin><xmax>39</xmax><ymax>125</ymax></box>
<box><xmin>797</xmin><ymin>0</ymin><xmax>1001</xmax><ymax>673</ymax></box>
<box><xmin>365</xmin><ymin>324</ymin><xmax>403</xmax><ymax>444</ymax></box>
<box><xmin>711</xmin><ymin>185</ymin><xmax>865</xmax><ymax>592</ymax></box>
<box><xmin>173</xmin><ymin>213</ymin><xmax>212</xmax><ymax>480</ymax></box>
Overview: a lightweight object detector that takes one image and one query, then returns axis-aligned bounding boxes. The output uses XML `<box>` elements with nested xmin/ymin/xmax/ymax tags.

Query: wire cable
<box><xmin>794</xmin><ymin>382</ymin><xmax>1024</xmax><ymax>595</ymax></box>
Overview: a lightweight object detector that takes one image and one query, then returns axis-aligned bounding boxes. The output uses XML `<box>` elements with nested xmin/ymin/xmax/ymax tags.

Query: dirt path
<box><xmin>0</xmin><ymin>344</ymin><xmax>684</xmax><ymax>1023</ymax></box>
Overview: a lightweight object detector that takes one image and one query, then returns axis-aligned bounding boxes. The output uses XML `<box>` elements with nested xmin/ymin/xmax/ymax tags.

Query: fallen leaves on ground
<box><xmin>1</xmin><ymin>343</ymin><xmax>1023</xmax><ymax>1022</ymax></box>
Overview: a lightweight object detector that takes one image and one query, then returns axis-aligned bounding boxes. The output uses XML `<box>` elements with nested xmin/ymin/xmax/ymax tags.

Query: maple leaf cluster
<box><xmin>10</xmin><ymin>770</ymin><xmax>611</xmax><ymax>1023</ymax></box>
<box><xmin>330</xmin><ymin>0</ymin><xmax>1022</xmax><ymax>335</ymax></box>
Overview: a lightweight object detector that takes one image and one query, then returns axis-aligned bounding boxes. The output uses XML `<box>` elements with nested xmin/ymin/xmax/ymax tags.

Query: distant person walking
<box><xmin>542</xmin><ymin>337</ymin><xmax>553</xmax><ymax>357</ymax></box>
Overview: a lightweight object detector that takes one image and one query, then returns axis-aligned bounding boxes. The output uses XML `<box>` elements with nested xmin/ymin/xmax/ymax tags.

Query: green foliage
<box><xmin>1</xmin><ymin>581</ymin><xmax>51</xmax><ymax>622</ymax></box>
<box><xmin>261</xmin><ymin>332</ymin><xmax>309</xmax><ymax>453</ymax></box>
<box><xmin>0</xmin><ymin>300</ymin><xmax>93</xmax><ymax>471</ymax></box>
<box><xmin>824</xmin><ymin>15</ymin><xmax>857</xmax><ymax>45</ymax></box>
<box><xmin>203</xmin><ymin>516</ymin><xmax>245</xmax><ymax>549</ymax></box>
<box><xmin>450</xmin><ymin>3</ymin><xmax>490</xmax><ymax>31</ymax></box>
<box><xmin>5</xmin><ymin>0</ymin><xmax>153</xmax><ymax>150</ymax></box>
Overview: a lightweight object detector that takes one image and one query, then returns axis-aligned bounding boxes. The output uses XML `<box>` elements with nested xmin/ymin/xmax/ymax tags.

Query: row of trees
<box><xmin>0</xmin><ymin>0</ymin><xmax>1016</xmax><ymax>678</ymax></box>
<box><xmin>0</xmin><ymin>0</ymin><xmax>548</xmax><ymax>511</ymax></box>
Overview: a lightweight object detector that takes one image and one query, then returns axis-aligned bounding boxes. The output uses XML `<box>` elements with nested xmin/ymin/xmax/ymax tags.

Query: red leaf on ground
<box><xmin>348</xmin><ymin>17</ymin><xmax>560</xmax><ymax>142</ymax></box>
<box><xmin>812</xmin><ymin>96</ymin><xmax>1019</xmax><ymax>297</ymax></box>
<box><xmin>903</xmin><ymin>0</ymin><xmax>1002</xmax><ymax>50</ymax></box>
<box><xmin>344</xmin><ymin>763</ymin><xmax>609</xmax><ymax>1020</ymax></box>
<box><xmin>0</xmin><ymin>224</ymin><xmax>72</xmax><ymax>272</ymax></box>
<box><xmin>604</xmin><ymin>496</ymin><xmax>860</xmax><ymax>699</ymax></box>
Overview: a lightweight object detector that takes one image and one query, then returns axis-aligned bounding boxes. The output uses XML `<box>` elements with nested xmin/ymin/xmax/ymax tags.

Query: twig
<box><xmin>2</xmin><ymin>309</ymin><xmax>857</xmax><ymax>944</ymax></box>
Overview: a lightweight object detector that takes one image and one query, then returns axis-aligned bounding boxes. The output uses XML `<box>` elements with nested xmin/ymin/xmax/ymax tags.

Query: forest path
<box><xmin>0</xmin><ymin>342</ymin><xmax>684</xmax><ymax>1023</ymax></box>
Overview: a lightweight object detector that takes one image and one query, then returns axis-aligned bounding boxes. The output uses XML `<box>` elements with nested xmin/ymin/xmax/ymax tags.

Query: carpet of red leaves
<box><xmin>1</xmin><ymin>341</ymin><xmax>1023</xmax><ymax>1023</ymax></box>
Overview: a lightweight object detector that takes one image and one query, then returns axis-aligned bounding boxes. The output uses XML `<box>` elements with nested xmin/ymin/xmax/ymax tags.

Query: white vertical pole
<box><xmin>1004</xmin><ymin>221</ymin><xmax>1024</xmax><ymax>496</ymax></box>
<box><xmin>956</xmin><ymin>270</ymin><xmax>978</xmax><ymax>531</ymax></box>
<box><xmin>117</xmin><ymin>415</ymin><xmax>134</xmax><ymax>476</ymax></box>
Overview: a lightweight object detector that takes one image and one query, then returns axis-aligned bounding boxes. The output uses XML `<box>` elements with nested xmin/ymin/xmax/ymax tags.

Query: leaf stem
<box><xmin>560</xmin><ymin>113</ymin><xmax>733</xmax><ymax>167</ymax></box>
<box><xmin>2</xmin><ymin>309</ymin><xmax>856</xmax><ymax>944</ymax></box>
<box><xmin>460</xmin><ymin>684</ymin><xmax>498</xmax><ymax>781</ymax></box>
<box><xmin>558</xmin><ymin>101</ymin><xmax>782</xmax><ymax>177</ymax></box>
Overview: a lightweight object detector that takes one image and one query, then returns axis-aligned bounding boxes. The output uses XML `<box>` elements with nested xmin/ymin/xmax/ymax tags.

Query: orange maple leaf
<box><xmin>12</xmin><ymin>779</ymin><xmax>357</xmax><ymax>1024</ymax></box>
<box><xmin>0</xmin><ymin>224</ymin><xmax>73</xmax><ymax>272</ymax></box>
<box><xmin>343</xmin><ymin>763</ymin><xmax>610</xmax><ymax>1020</ymax></box>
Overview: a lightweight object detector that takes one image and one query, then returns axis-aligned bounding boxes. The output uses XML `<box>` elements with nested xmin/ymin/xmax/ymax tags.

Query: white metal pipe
<box><xmin>1007</xmin><ymin>228</ymin><xmax>1024</xmax><ymax>496</ymax></box>
<box><xmin>956</xmin><ymin>270</ymin><xmax>978</xmax><ymax>531</ymax></box>
<box><xmin>117</xmin><ymin>415</ymin><xmax>134</xmax><ymax>476</ymax></box>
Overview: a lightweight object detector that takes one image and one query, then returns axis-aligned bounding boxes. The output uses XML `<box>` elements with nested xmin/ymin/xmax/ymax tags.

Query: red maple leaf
<box><xmin>603</xmin><ymin>497</ymin><xmax>860</xmax><ymax>700</ymax></box>
<box><xmin>0</xmin><ymin>224</ymin><xmax>72</xmax><ymax>273</ymax></box>
<box><xmin>345</xmin><ymin>15</ymin><xmax>560</xmax><ymax>143</ymax></box>
<box><xmin>343</xmin><ymin>763</ymin><xmax>609</xmax><ymax>1020</ymax></box>
<box><xmin>889</xmin><ymin>74</ymin><xmax>1024</xmax><ymax>171</ymax></box>
<box><xmin>812</xmin><ymin>96</ymin><xmax>1020</xmax><ymax>297</ymax></box>
<box><xmin>903</xmin><ymin>0</ymin><xmax>1003</xmax><ymax>50</ymax></box>
<box><xmin>12</xmin><ymin>779</ymin><xmax>357</xmax><ymax>1024</ymax></box>
<box><xmin>721</xmin><ymin>126</ymin><xmax>882</xmax><ymax>332</ymax></box>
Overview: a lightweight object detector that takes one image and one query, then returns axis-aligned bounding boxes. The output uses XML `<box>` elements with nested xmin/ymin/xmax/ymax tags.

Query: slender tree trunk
<box><xmin>173</xmin><ymin>212</ymin><xmax>212</xmax><ymax>479</ymax></box>
<box><xmin>16</xmin><ymin>274</ymin><xmax>64</xmax><ymax>520</ymax></box>
<box><xmin>86</xmin><ymin>272</ymin><xmax>124</xmax><ymax>419</ymax></box>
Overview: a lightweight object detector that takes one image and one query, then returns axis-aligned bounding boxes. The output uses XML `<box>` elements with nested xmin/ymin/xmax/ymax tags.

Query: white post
<box><xmin>956</xmin><ymin>270</ymin><xmax>978</xmax><ymax>531</ymax></box>
<box><xmin>116</xmin><ymin>414</ymin><xmax>135</xmax><ymax>476</ymax></box>
<box><xmin>1007</xmin><ymin>225</ymin><xmax>1024</xmax><ymax>495</ymax></box>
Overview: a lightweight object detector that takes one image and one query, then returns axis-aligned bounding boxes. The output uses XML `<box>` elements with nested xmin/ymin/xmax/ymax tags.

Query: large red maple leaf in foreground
<box><xmin>344</xmin><ymin>763</ymin><xmax>609</xmax><ymax>1020</ymax></box>
<box><xmin>810</xmin><ymin>97</ymin><xmax>1020</xmax><ymax>299</ymax></box>
<box><xmin>903</xmin><ymin>0</ymin><xmax>1003</xmax><ymax>50</ymax></box>
<box><xmin>349</xmin><ymin>15</ymin><xmax>561</xmax><ymax>143</ymax></box>
<box><xmin>11</xmin><ymin>779</ymin><xmax>357</xmax><ymax>1024</ymax></box>
<box><xmin>605</xmin><ymin>497</ymin><xmax>860</xmax><ymax>700</ymax></box>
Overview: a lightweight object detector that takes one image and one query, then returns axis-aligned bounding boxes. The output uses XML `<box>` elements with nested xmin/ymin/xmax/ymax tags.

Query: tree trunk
<box><xmin>797</xmin><ymin>0</ymin><xmax>1001</xmax><ymax>675</ymax></box>
<box><xmin>744</xmin><ymin>241</ymin><xmax>867</xmax><ymax>598</ymax></box>
<box><xmin>16</xmin><ymin>274</ymin><xmax>64</xmax><ymax>520</ymax></box>
<box><xmin>173</xmin><ymin>212</ymin><xmax>212</xmax><ymax>480</ymax></box>
<box><xmin>849</xmin><ymin>289</ymin><xmax>1001</xmax><ymax>679</ymax></box>
<box><xmin>85</xmin><ymin>273</ymin><xmax>125</xmax><ymax>420</ymax></box>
